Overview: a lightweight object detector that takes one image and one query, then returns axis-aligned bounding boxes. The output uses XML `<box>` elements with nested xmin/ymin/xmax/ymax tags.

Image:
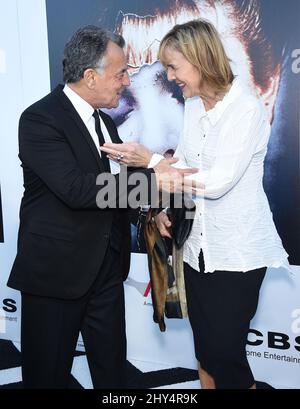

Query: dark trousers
<box><xmin>184</xmin><ymin>252</ymin><xmax>266</xmax><ymax>389</ymax></box>
<box><xmin>21</xmin><ymin>245</ymin><xmax>126</xmax><ymax>389</ymax></box>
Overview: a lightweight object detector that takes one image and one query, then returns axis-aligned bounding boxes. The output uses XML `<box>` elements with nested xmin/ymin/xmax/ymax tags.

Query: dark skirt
<box><xmin>184</xmin><ymin>252</ymin><xmax>266</xmax><ymax>389</ymax></box>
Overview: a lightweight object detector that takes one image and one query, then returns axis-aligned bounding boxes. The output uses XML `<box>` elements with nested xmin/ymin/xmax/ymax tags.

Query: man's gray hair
<box><xmin>63</xmin><ymin>25</ymin><xmax>125</xmax><ymax>83</ymax></box>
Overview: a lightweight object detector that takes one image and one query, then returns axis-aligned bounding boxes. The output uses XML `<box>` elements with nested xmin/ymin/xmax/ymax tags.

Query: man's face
<box><xmin>95</xmin><ymin>41</ymin><xmax>130</xmax><ymax>109</ymax></box>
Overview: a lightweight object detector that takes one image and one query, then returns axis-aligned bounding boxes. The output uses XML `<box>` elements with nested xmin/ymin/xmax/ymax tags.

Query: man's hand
<box><xmin>155</xmin><ymin>211</ymin><xmax>172</xmax><ymax>239</ymax></box>
<box><xmin>100</xmin><ymin>143</ymin><xmax>204</xmax><ymax>194</ymax></box>
<box><xmin>153</xmin><ymin>158</ymin><xmax>202</xmax><ymax>194</ymax></box>
<box><xmin>100</xmin><ymin>142</ymin><xmax>152</xmax><ymax>167</ymax></box>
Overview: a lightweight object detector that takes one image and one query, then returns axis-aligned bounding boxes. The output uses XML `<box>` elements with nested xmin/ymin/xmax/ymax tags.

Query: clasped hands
<box><xmin>100</xmin><ymin>142</ymin><xmax>204</xmax><ymax>195</ymax></box>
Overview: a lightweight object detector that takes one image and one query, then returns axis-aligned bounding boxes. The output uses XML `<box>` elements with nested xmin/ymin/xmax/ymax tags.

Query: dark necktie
<box><xmin>92</xmin><ymin>109</ymin><xmax>111</xmax><ymax>172</ymax></box>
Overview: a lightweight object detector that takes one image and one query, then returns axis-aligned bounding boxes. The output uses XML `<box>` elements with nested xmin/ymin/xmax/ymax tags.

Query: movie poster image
<box><xmin>46</xmin><ymin>0</ymin><xmax>300</xmax><ymax>264</ymax></box>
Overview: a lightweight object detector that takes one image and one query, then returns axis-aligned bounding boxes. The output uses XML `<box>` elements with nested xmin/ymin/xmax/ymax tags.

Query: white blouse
<box><xmin>150</xmin><ymin>77</ymin><xmax>289</xmax><ymax>273</ymax></box>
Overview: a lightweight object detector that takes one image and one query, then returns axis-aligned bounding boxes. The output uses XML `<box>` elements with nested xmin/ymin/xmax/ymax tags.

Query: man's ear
<box><xmin>83</xmin><ymin>68</ymin><xmax>98</xmax><ymax>89</ymax></box>
<box><xmin>256</xmin><ymin>65</ymin><xmax>281</xmax><ymax>124</ymax></box>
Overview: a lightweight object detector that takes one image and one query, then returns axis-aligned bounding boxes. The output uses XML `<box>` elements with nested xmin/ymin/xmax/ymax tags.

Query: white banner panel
<box><xmin>0</xmin><ymin>0</ymin><xmax>50</xmax><ymax>341</ymax></box>
<box><xmin>125</xmin><ymin>254</ymin><xmax>197</xmax><ymax>370</ymax></box>
<box><xmin>0</xmin><ymin>0</ymin><xmax>25</xmax><ymax>341</ymax></box>
<box><xmin>125</xmin><ymin>256</ymin><xmax>300</xmax><ymax>389</ymax></box>
<box><xmin>248</xmin><ymin>265</ymin><xmax>300</xmax><ymax>389</ymax></box>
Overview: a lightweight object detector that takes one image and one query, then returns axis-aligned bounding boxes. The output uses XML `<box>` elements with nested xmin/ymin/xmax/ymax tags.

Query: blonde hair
<box><xmin>158</xmin><ymin>19</ymin><xmax>234</xmax><ymax>92</ymax></box>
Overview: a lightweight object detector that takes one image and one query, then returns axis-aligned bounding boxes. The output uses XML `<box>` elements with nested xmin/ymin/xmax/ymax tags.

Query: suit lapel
<box><xmin>54</xmin><ymin>85</ymin><xmax>105</xmax><ymax>171</ymax></box>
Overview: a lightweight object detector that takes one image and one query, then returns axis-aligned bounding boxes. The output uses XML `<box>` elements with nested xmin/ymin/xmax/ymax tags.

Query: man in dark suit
<box><xmin>7</xmin><ymin>25</ymin><xmax>196</xmax><ymax>389</ymax></box>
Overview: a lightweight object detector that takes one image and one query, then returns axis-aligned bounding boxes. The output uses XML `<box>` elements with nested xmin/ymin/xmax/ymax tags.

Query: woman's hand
<box><xmin>154</xmin><ymin>211</ymin><xmax>172</xmax><ymax>239</ymax></box>
<box><xmin>100</xmin><ymin>141</ymin><xmax>152</xmax><ymax>168</ymax></box>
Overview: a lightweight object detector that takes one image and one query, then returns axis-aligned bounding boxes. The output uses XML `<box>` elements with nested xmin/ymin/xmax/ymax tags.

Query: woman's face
<box><xmin>163</xmin><ymin>46</ymin><xmax>201</xmax><ymax>98</ymax></box>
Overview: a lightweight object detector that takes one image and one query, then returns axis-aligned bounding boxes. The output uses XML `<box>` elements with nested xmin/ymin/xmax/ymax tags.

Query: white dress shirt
<box><xmin>149</xmin><ymin>77</ymin><xmax>289</xmax><ymax>273</ymax></box>
<box><xmin>63</xmin><ymin>84</ymin><xmax>120</xmax><ymax>175</ymax></box>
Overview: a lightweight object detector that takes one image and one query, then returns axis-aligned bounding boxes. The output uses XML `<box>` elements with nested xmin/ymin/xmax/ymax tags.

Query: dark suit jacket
<box><xmin>8</xmin><ymin>85</ymin><xmax>155</xmax><ymax>299</ymax></box>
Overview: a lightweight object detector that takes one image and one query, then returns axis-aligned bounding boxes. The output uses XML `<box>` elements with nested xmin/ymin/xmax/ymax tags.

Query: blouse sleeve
<box><xmin>185</xmin><ymin>104</ymin><xmax>270</xmax><ymax>199</ymax></box>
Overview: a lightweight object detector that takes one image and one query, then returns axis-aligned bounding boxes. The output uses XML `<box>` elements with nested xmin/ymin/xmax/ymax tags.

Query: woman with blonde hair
<box><xmin>154</xmin><ymin>19</ymin><xmax>289</xmax><ymax>389</ymax></box>
<box><xmin>101</xmin><ymin>18</ymin><xmax>289</xmax><ymax>389</ymax></box>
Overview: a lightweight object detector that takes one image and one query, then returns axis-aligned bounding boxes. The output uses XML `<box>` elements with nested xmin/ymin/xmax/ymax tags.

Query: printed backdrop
<box><xmin>0</xmin><ymin>0</ymin><xmax>299</xmax><ymax>388</ymax></box>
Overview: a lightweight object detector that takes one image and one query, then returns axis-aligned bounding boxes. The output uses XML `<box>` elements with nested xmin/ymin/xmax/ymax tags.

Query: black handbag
<box><xmin>167</xmin><ymin>195</ymin><xmax>196</xmax><ymax>249</ymax></box>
